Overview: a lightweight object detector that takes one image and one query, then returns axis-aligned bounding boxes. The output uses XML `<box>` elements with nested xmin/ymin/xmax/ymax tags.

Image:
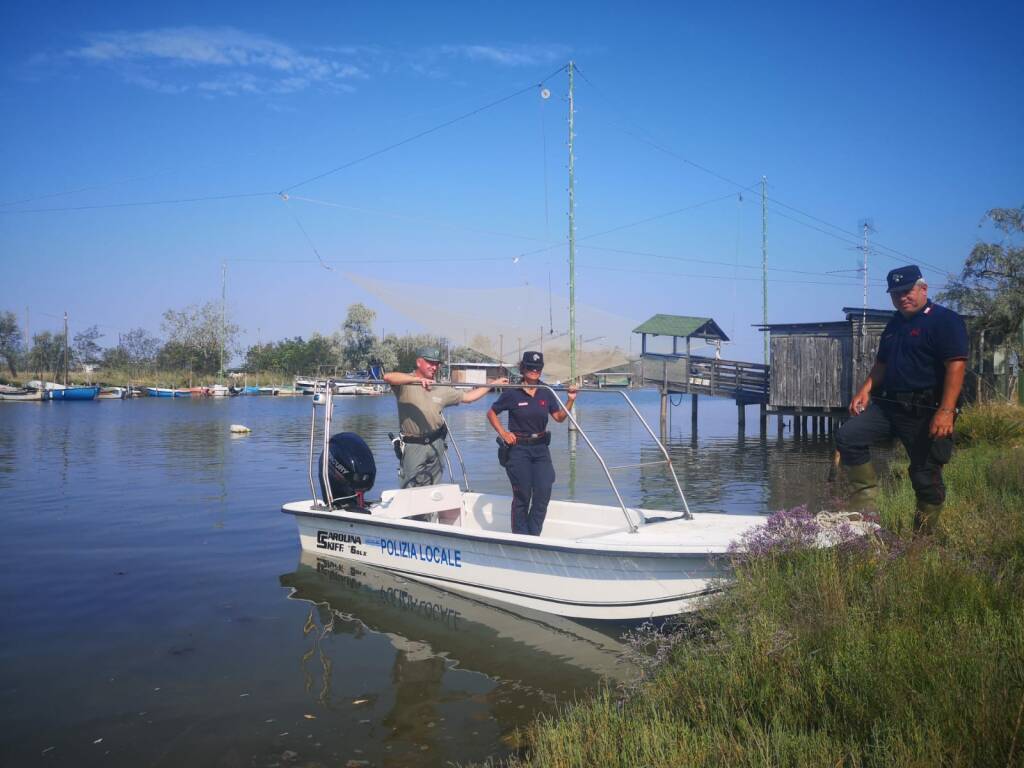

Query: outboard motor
<box><xmin>318</xmin><ymin>432</ymin><xmax>376</xmax><ymax>510</ymax></box>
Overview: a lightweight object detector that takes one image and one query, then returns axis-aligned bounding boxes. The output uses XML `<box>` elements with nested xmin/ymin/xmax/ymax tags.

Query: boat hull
<box><xmin>47</xmin><ymin>386</ymin><xmax>99</xmax><ymax>401</ymax></box>
<box><xmin>0</xmin><ymin>388</ymin><xmax>45</xmax><ymax>401</ymax></box>
<box><xmin>284</xmin><ymin>492</ymin><xmax>758</xmax><ymax>621</ymax></box>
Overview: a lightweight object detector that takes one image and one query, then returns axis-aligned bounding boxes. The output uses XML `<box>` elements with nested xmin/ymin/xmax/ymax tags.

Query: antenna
<box><xmin>856</xmin><ymin>218</ymin><xmax>875</xmax><ymax>373</ymax></box>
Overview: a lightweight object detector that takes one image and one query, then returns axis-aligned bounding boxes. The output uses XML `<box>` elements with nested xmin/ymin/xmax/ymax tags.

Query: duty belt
<box><xmin>400</xmin><ymin>424</ymin><xmax>448</xmax><ymax>445</ymax></box>
<box><xmin>513</xmin><ymin>431</ymin><xmax>550</xmax><ymax>446</ymax></box>
<box><xmin>882</xmin><ymin>389</ymin><xmax>937</xmax><ymax>404</ymax></box>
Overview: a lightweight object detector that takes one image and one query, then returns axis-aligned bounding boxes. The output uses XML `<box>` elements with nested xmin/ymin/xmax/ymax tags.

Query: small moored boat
<box><xmin>0</xmin><ymin>385</ymin><xmax>45</xmax><ymax>401</ymax></box>
<box><xmin>47</xmin><ymin>385</ymin><xmax>100</xmax><ymax>401</ymax></box>
<box><xmin>97</xmin><ymin>386</ymin><xmax>126</xmax><ymax>400</ymax></box>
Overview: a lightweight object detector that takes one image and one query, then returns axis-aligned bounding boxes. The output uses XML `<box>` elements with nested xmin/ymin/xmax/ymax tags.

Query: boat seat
<box><xmin>373</xmin><ymin>484</ymin><xmax>464</xmax><ymax>525</ymax></box>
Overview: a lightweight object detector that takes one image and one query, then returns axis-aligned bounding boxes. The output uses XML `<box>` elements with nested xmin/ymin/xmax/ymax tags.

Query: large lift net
<box><xmin>349</xmin><ymin>273</ymin><xmax>637</xmax><ymax>382</ymax></box>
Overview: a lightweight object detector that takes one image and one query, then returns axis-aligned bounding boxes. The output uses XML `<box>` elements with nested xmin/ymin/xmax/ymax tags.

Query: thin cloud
<box><xmin>438</xmin><ymin>44</ymin><xmax>570</xmax><ymax>67</ymax></box>
<box><xmin>62</xmin><ymin>27</ymin><xmax>367</xmax><ymax>96</ymax></box>
<box><xmin>32</xmin><ymin>30</ymin><xmax>570</xmax><ymax>96</ymax></box>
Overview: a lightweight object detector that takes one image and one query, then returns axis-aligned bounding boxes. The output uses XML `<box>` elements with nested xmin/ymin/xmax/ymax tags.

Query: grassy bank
<box><xmin>500</xmin><ymin>404</ymin><xmax>1024</xmax><ymax>768</ymax></box>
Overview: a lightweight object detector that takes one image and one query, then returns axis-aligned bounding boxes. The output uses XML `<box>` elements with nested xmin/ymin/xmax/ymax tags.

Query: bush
<box><xmin>955</xmin><ymin>403</ymin><xmax>1024</xmax><ymax>447</ymax></box>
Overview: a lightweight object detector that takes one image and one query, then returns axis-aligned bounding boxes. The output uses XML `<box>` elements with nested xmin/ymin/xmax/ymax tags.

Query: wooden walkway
<box><xmin>637</xmin><ymin>353</ymin><xmax>770</xmax><ymax>404</ymax></box>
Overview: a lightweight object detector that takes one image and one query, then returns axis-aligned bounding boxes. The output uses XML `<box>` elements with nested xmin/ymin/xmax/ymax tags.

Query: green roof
<box><xmin>632</xmin><ymin>314</ymin><xmax>730</xmax><ymax>341</ymax></box>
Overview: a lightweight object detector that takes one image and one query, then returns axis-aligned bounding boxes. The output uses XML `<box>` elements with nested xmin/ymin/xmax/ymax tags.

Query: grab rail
<box><xmin>313</xmin><ymin>378</ymin><xmax>694</xmax><ymax>530</ymax></box>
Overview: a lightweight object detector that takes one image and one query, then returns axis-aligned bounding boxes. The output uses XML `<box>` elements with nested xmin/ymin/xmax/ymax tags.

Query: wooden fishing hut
<box><xmin>633</xmin><ymin>314</ymin><xmax>769</xmax><ymax>434</ymax></box>
<box><xmin>448</xmin><ymin>361</ymin><xmax>509</xmax><ymax>385</ymax></box>
<box><xmin>758</xmin><ymin>307</ymin><xmax>892</xmax><ymax>436</ymax></box>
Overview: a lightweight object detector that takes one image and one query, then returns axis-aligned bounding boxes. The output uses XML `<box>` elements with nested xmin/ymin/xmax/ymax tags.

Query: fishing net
<box><xmin>347</xmin><ymin>273</ymin><xmax>636</xmax><ymax>382</ymax></box>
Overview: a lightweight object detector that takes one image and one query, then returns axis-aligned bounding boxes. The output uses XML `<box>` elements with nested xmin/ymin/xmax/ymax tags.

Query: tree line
<box><xmin>0</xmin><ymin>301</ymin><xmax>491</xmax><ymax>380</ymax></box>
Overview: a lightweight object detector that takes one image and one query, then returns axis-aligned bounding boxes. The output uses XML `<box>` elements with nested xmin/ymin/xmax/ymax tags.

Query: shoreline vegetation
<box><xmin>492</xmin><ymin>403</ymin><xmax>1024</xmax><ymax>768</ymax></box>
<box><xmin>0</xmin><ymin>368</ymin><xmax>305</xmax><ymax>390</ymax></box>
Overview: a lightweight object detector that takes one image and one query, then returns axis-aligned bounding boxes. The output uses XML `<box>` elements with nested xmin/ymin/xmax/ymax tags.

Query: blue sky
<box><xmin>1</xmin><ymin>1</ymin><xmax>1021</xmax><ymax>363</ymax></box>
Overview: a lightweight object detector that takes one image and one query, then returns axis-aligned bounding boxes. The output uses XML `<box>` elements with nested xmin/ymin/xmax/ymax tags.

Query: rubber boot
<box><xmin>914</xmin><ymin>501</ymin><xmax>943</xmax><ymax>536</ymax></box>
<box><xmin>844</xmin><ymin>462</ymin><xmax>879</xmax><ymax>513</ymax></box>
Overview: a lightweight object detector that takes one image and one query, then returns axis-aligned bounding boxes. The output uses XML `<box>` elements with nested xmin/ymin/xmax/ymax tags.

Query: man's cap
<box><xmin>521</xmin><ymin>350</ymin><xmax>544</xmax><ymax>368</ymax></box>
<box><xmin>886</xmin><ymin>265</ymin><xmax>923</xmax><ymax>293</ymax></box>
<box><xmin>417</xmin><ymin>346</ymin><xmax>442</xmax><ymax>362</ymax></box>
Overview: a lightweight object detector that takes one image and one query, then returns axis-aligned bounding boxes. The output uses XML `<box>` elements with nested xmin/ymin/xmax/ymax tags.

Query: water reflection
<box><xmin>281</xmin><ymin>553</ymin><xmax>630</xmax><ymax>692</ymax></box>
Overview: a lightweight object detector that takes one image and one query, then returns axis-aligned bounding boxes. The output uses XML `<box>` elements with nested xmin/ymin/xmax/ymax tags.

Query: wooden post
<box><xmin>660</xmin><ymin>360</ymin><xmax>668</xmax><ymax>436</ymax></box>
<box><xmin>812</xmin><ymin>417</ymin><xmax>819</xmax><ymax>437</ymax></box>
<box><xmin>777</xmin><ymin>413</ymin><xmax>784</xmax><ymax>437</ymax></box>
<box><xmin>737</xmin><ymin>402</ymin><xmax>746</xmax><ymax>431</ymax></box>
<box><xmin>759</xmin><ymin>403</ymin><xmax>767</xmax><ymax>434</ymax></box>
<box><xmin>691</xmin><ymin>393</ymin><xmax>698</xmax><ymax>433</ymax></box>
<box><xmin>684</xmin><ymin>337</ymin><xmax>691</xmax><ymax>393</ymax></box>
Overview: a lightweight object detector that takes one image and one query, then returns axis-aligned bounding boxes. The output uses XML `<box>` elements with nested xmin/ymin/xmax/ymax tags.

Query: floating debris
<box><xmin>303</xmin><ymin>714</ymin><xmax>316</xmax><ymax>720</ymax></box>
<box><xmin>230</xmin><ymin>424</ymin><xmax>252</xmax><ymax>434</ymax></box>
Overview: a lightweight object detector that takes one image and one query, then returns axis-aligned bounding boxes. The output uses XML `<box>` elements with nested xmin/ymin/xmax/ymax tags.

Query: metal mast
<box><xmin>63</xmin><ymin>311</ymin><xmax>69</xmax><ymax>386</ymax></box>
<box><xmin>220</xmin><ymin>261</ymin><xmax>227</xmax><ymax>376</ymax></box>
<box><xmin>761</xmin><ymin>176</ymin><xmax>768</xmax><ymax>365</ymax></box>
<box><xmin>567</xmin><ymin>60</ymin><xmax>577</xmax><ymax>383</ymax></box>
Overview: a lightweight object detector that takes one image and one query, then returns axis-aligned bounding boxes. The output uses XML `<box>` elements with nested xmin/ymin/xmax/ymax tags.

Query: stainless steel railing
<box><xmin>307</xmin><ymin>378</ymin><xmax>693</xmax><ymax>529</ymax></box>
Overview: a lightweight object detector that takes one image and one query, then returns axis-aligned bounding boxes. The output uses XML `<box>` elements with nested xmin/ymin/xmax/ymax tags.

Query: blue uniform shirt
<box><xmin>876</xmin><ymin>301</ymin><xmax>968</xmax><ymax>392</ymax></box>
<box><xmin>490</xmin><ymin>385</ymin><xmax>560</xmax><ymax>435</ymax></box>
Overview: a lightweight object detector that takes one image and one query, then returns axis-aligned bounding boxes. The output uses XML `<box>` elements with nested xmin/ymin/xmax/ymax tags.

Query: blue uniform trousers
<box><xmin>835</xmin><ymin>401</ymin><xmax>952</xmax><ymax>506</ymax></box>
<box><xmin>505</xmin><ymin>443</ymin><xmax>556</xmax><ymax>536</ymax></box>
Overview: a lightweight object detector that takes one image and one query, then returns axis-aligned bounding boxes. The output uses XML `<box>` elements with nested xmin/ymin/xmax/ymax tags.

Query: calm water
<box><xmin>0</xmin><ymin>390</ymin><xmax>839</xmax><ymax>767</ymax></box>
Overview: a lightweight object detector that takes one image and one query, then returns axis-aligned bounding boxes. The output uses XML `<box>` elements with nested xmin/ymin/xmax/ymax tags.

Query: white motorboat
<box><xmin>283</xmin><ymin>381</ymin><xmax>768</xmax><ymax>621</ymax></box>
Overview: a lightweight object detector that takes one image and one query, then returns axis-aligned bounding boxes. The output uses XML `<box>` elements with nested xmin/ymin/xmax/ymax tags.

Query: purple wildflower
<box><xmin>729</xmin><ymin>504</ymin><xmax>822</xmax><ymax>557</ymax></box>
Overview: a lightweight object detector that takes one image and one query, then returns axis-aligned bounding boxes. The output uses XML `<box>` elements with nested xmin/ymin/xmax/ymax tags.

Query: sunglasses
<box><xmin>523</xmin><ymin>365</ymin><xmax>543</xmax><ymax>372</ymax></box>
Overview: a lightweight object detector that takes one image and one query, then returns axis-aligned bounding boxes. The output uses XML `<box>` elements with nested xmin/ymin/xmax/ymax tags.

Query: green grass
<box><xmin>492</xmin><ymin>404</ymin><xmax>1024</xmax><ymax>768</ymax></box>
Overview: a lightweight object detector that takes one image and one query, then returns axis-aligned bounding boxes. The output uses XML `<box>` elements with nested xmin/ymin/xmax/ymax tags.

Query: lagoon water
<box><xmin>0</xmin><ymin>390</ymin><xmax>841</xmax><ymax>767</ymax></box>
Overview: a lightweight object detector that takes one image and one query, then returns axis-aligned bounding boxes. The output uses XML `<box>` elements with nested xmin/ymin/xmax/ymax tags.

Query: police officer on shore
<box><xmin>487</xmin><ymin>351</ymin><xmax>577</xmax><ymax>536</ymax></box>
<box><xmin>383</xmin><ymin>346</ymin><xmax>506</xmax><ymax>488</ymax></box>
<box><xmin>836</xmin><ymin>265</ymin><xmax>968</xmax><ymax>534</ymax></box>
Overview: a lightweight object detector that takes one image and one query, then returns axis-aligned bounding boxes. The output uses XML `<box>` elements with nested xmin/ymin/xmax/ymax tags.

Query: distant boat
<box><xmin>97</xmin><ymin>386</ymin><xmax>126</xmax><ymax>400</ymax></box>
<box><xmin>146</xmin><ymin>387</ymin><xmax>192</xmax><ymax>398</ymax></box>
<box><xmin>243</xmin><ymin>385</ymin><xmax>260</xmax><ymax>395</ymax></box>
<box><xmin>209</xmin><ymin>384</ymin><xmax>230</xmax><ymax>397</ymax></box>
<box><xmin>0</xmin><ymin>386</ymin><xmax>45</xmax><ymax>402</ymax></box>
<box><xmin>48</xmin><ymin>385</ymin><xmax>100</xmax><ymax>401</ymax></box>
<box><xmin>189</xmin><ymin>386</ymin><xmax>211</xmax><ymax>397</ymax></box>
<box><xmin>257</xmin><ymin>386</ymin><xmax>279</xmax><ymax>396</ymax></box>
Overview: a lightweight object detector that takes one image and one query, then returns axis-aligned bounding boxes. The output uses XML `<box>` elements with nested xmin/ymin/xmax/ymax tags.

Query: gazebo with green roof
<box><xmin>632</xmin><ymin>314</ymin><xmax>729</xmax><ymax>356</ymax></box>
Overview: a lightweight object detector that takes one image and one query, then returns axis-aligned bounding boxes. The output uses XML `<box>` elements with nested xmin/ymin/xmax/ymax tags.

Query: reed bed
<box><xmin>495</xmin><ymin>403</ymin><xmax>1024</xmax><ymax>768</ymax></box>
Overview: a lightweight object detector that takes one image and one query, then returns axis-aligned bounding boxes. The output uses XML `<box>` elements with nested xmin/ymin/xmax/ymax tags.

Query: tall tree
<box><xmin>940</xmin><ymin>206</ymin><xmax>1024</xmax><ymax>359</ymax></box>
<box><xmin>103</xmin><ymin>328</ymin><xmax>161</xmax><ymax>370</ymax></box>
<box><xmin>0</xmin><ymin>311</ymin><xmax>23</xmax><ymax>376</ymax></box>
<box><xmin>28</xmin><ymin>331</ymin><xmax>69</xmax><ymax>377</ymax></box>
<box><xmin>72</xmin><ymin>325</ymin><xmax>104</xmax><ymax>367</ymax></box>
<box><xmin>160</xmin><ymin>302</ymin><xmax>239</xmax><ymax>375</ymax></box>
<box><xmin>339</xmin><ymin>303</ymin><xmax>376</xmax><ymax>372</ymax></box>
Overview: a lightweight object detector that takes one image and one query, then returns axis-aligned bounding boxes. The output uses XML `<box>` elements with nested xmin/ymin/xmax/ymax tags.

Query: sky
<box><xmin>1</xmin><ymin>1</ymin><xmax>1021</xmax><ymax>364</ymax></box>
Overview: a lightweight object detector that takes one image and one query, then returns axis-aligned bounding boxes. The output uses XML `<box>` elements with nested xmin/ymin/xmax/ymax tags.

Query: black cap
<box><xmin>886</xmin><ymin>265</ymin><xmax>923</xmax><ymax>293</ymax></box>
<box><xmin>521</xmin><ymin>350</ymin><xmax>544</xmax><ymax>369</ymax></box>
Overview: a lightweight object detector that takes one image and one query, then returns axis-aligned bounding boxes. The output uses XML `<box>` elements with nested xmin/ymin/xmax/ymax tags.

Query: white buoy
<box><xmin>230</xmin><ymin>424</ymin><xmax>251</xmax><ymax>434</ymax></box>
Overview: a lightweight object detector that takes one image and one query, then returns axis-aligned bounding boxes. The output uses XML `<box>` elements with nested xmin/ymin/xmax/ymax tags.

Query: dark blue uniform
<box><xmin>837</xmin><ymin>300</ymin><xmax>968</xmax><ymax>506</ymax></box>
<box><xmin>491</xmin><ymin>385</ymin><xmax>561</xmax><ymax>535</ymax></box>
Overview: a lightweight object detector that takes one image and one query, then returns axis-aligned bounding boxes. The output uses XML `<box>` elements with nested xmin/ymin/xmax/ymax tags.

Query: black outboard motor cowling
<box><xmin>318</xmin><ymin>432</ymin><xmax>376</xmax><ymax>510</ymax></box>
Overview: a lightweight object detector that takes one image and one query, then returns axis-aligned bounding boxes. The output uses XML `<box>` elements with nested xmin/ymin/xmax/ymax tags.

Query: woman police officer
<box><xmin>486</xmin><ymin>351</ymin><xmax>577</xmax><ymax>536</ymax></box>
